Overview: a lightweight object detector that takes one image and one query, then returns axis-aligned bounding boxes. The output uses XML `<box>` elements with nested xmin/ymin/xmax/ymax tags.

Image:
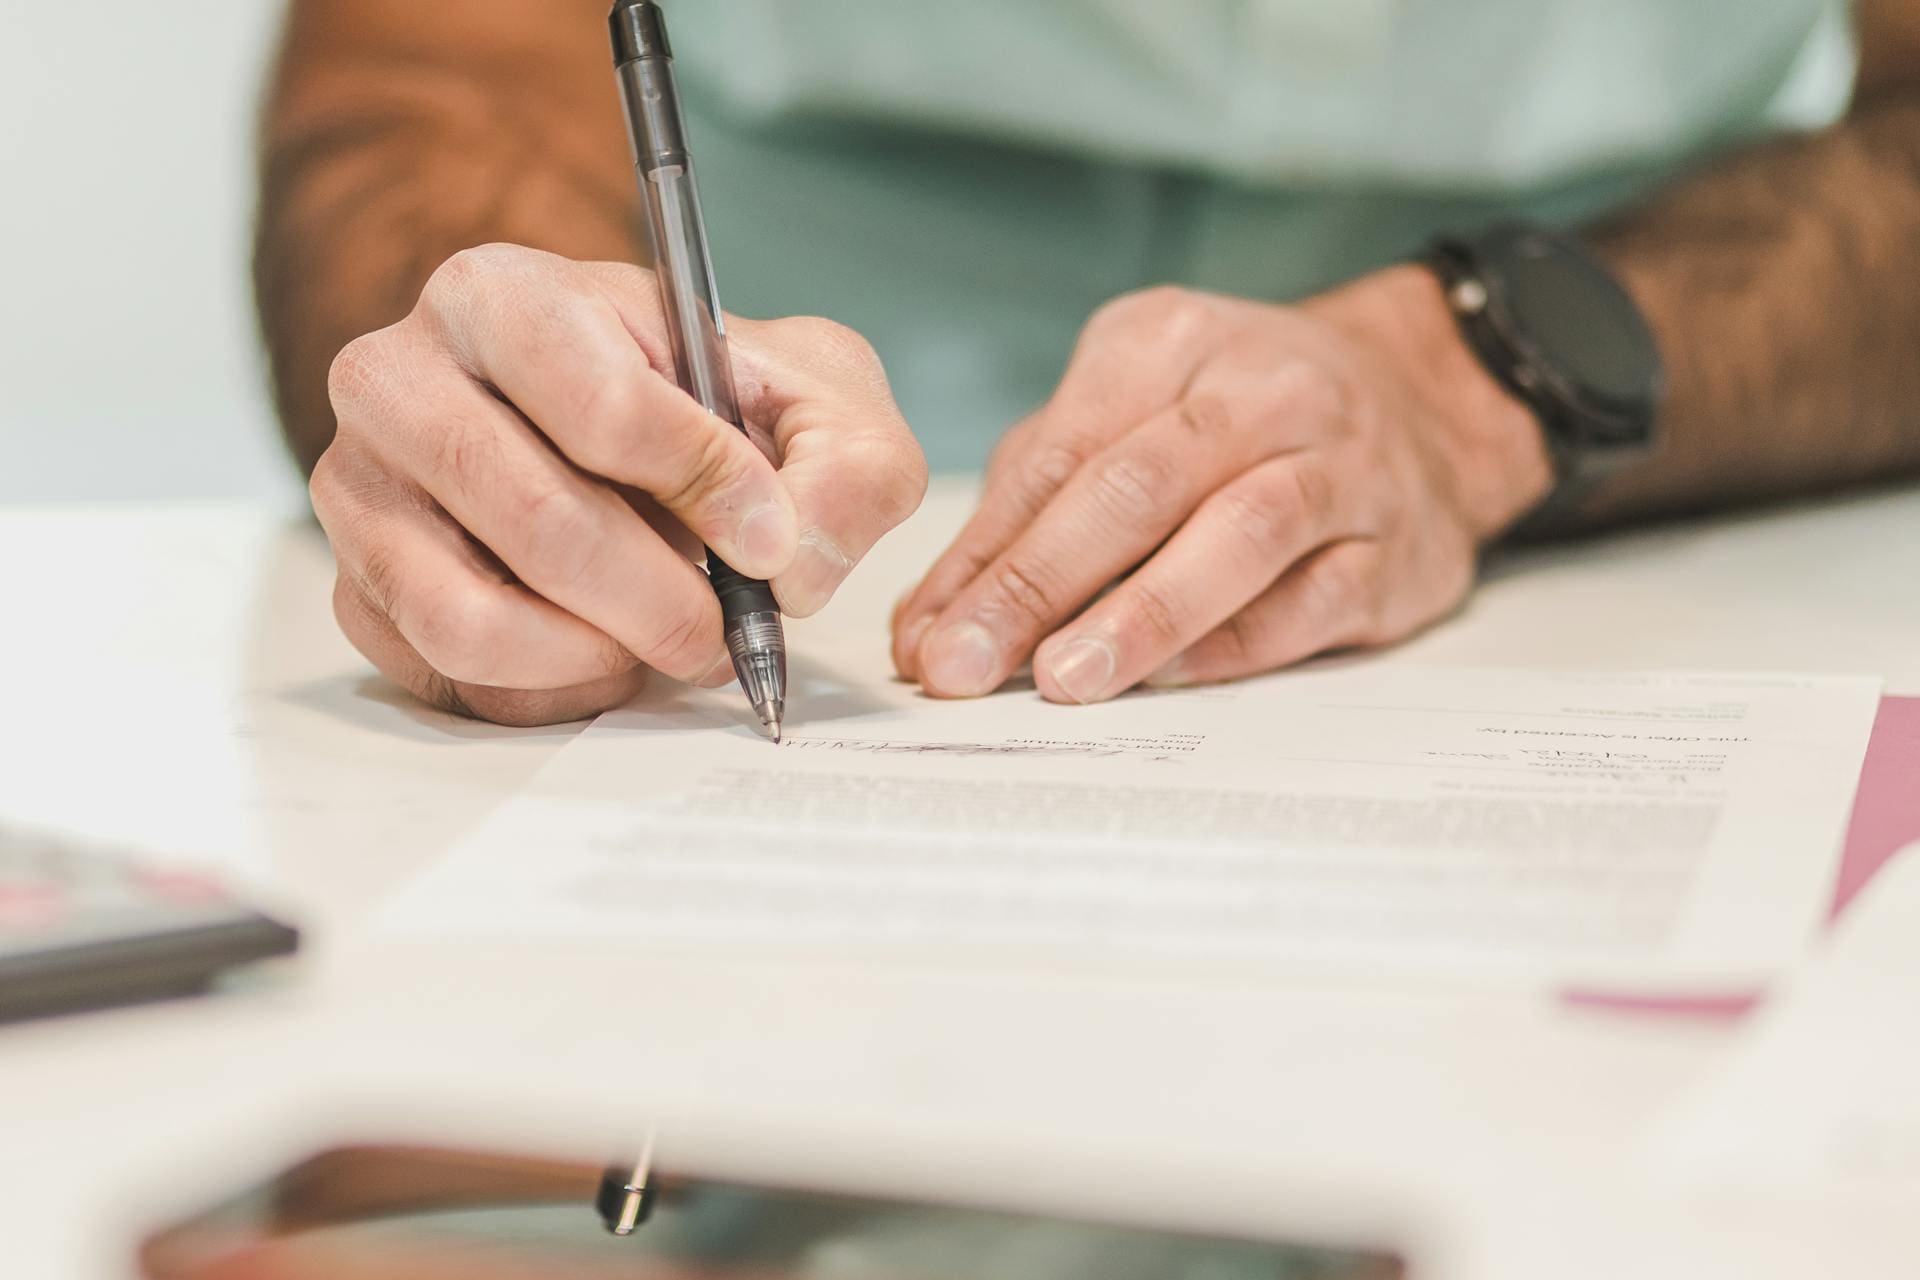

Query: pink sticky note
<box><xmin>1563</xmin><ymin>696</ymin><xmax>1920</xmax><ymax>1021</ymax></box>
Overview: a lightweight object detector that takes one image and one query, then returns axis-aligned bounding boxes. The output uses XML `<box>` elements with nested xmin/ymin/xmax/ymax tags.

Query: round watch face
<box><xmin>1496</xmin><ymin>232</ymin><xmax>1661</xmax><ymax>428</ymax></box>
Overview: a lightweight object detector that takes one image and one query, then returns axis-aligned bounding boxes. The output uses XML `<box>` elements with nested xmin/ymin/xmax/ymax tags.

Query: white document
<box><xmin>380</xmin><ymin>631</ymin><xmax>1880</xmax><ymax>990</ymax></box>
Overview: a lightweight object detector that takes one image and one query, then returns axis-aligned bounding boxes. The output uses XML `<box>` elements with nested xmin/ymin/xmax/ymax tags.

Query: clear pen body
<box><xmin>613</xmin><ymin>6</ymin><xmax>786</xmax><ymax>737</ymax></box>
<box><xmin>616</xmin><ymin>53</ymin><xmax>740</xmax><ymax>426</ymax></box>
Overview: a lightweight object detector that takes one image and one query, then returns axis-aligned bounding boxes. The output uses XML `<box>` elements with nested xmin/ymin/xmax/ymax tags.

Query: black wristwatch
<box><xmin>1425</xmin><ymin>225</ymin><xmax>1664</xmax><ymax>527</ymax></box>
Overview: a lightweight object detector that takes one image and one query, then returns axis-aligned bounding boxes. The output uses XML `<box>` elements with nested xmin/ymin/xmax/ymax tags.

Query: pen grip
<box><xmin>708</xmin><ymin>552</ymin><xmax>779</xmax><ymax>620</ymax></box>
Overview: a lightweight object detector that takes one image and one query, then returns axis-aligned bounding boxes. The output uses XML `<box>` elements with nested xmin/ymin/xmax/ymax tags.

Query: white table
<box><xmin>4</xmin><ymin>479</ymin><xmax>1919</xmax><ymax>1279</ymax></box>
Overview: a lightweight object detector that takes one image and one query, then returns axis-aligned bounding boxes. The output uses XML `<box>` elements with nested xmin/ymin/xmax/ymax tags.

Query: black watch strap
<box><xmin>1425</xmin><ymin>226</ymin><xmax>1662</xmax><ymax>530</ymax></box>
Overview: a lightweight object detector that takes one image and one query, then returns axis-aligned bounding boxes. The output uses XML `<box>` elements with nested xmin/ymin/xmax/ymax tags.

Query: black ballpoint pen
<box><xmin>610</xmin><ymin>0</ymin><xmax>787</xmax><ymax>742</ymax></box>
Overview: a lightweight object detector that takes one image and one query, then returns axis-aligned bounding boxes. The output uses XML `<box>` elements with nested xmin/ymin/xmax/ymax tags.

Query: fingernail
<box><xmin>1145</xmin><ymin>656</ymin><xmax>1191</xmax><ymax>689</ymax></box>
<box><xmin>777</xmin><ymin>529</ymin><xmax>853</xmax><ymax>618</ymax></box>
<box><xmin>1046</xmin><ymin>636</ymin><xmax>1117</xmax><ymax>704</ymax></box>
<box><xmin>737</xmin><ymin>503</ymin><xmax>796</xmax><ymax>572</ymax></box>
<box><xmin>921</xmin><ymin>621</ymin><xmax>1001</xmax><ymax>697</ymax></box>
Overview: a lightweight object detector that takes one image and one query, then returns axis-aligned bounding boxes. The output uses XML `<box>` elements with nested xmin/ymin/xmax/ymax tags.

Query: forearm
<box><xmin>1580</xmin><ymin>83</ymin><xmax>1920</xmax><ymax>526</ymax></box>
<box><xmin>255</xmin><ymin>0</ymin><xmax>638</xmax><ymax>475</ymax></box>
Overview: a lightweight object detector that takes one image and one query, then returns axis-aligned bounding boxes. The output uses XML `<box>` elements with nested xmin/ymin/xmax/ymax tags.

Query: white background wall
<box><xmin>0</xmin><ymin>0</ymin><xmax>301</xmax><ymax>505</ymax></box>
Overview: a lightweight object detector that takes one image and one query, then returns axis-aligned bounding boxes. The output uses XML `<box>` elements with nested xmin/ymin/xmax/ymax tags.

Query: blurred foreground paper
<box><xmin>1645</xmin><ymin>845</ymin><xmax>1920</xmax><ymax>1201</ymax></box>
<box><xmin>379</xmin><ymin>639</ymin><xmax>1879</xmax><ymax>991</ymax></box>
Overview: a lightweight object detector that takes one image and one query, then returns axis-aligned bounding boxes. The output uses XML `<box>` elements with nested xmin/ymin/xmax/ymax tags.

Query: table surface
<box><xmin>5</xmin><ymin>477</ymin><xmax>1920</xmax><ymax>1280</ymax></box>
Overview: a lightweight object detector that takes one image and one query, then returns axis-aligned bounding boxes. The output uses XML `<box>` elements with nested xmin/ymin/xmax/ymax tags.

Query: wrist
<box><xmin>1314</xmin><ymin>264</ymin><xmax>1554</xmax><ymax>541</ymax></box>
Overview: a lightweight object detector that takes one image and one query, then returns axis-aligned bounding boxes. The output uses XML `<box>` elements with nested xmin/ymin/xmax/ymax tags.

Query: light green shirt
<box><xmin>668</xmin><ymin>1</ymin><xmax>1855</xmax><ymax>471</ymax></box>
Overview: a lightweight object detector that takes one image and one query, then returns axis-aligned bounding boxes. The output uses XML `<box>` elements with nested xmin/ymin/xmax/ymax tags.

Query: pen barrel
<box><xmin>614</xmin><ymin>35</ymin><xmax>741</xmax><ymax>427</ymax></box>
<box><xmin>613</xmin><ymin>33</ymin><xmax>689</xmax><ymax>171</ymax></box>
<box><xmin>612</xmin><ymin>2</ymin><xmax>784</xmax><ymax>699</ymax></box>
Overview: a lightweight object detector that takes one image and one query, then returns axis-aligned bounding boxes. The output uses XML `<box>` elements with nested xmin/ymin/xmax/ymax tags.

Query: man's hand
<box><xmin>892</xmin><ymin>267</ymin><xmax>1553</xmax><ymax>703</ymax></box>
<box><xmin>312</xmin><ymin>244</ymin><xmax>926</xmax><ymax>726</ymax></box>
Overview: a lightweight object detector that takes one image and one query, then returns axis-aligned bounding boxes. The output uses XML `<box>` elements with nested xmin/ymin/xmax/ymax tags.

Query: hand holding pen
<box><xmin>305</xmin><ymin>27</ymin><xmax>925</xmax><ymax>731</ymax></box>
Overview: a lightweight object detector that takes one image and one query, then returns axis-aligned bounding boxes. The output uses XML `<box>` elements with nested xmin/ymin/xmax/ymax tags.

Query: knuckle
<box><xmin>987</xmin><ymin>556</ymin><xmax>1067</xmax><ymax>628</ymax></box>
<box><xmin>1212</xmin><ymin>482</ymin><xmax>1296</xmax><ymax>561</ymax></box>
<box><xmin>408</xmin><ymin>585</ymin><xmax>510</xmax><ymax>686</ymax></box>
<box><xmin>782</xmin><ymin>314</ymin><xmax>882</xmax><ymax>370</ymax></box>
<box><xmin>557</xmin><ymin>361</ymin><xmax>648</xmax><ymax>474</ymax></box>
<box><xmin>307</xmin><ymin>448</ymin><xmax>347</xmax><ymax>527</ymax></box>
<box><xmin>657</xmin><ymin>423</ymin><xmax>747</xmax><ymax>514</ymax></box>
<box><xmin>512</xmin><ymin>485</ymin><xmax>604</xmax><ymax>591</ymax></box>
<box><xmin>1124</xmin><ymin>577</ymin><xmax>1187</xmax><ymax>647</ymax></box>
<box><xmin>1281</xmin><ymin>356</ymin><xmax>1348</xmax><ymax>422</ymax></box>
<box><xmin>582</xmin><ymin>258</ymin><xmax>656</xmax><ymax>298</ymax></box>
<box><xmin>1084</xmin><ymin>290</ymin><xmax>1144</xmax><ymax>336</ymax></box>
<box><xmin>843</xmin><ymin>431</ymin><xmax>930</xmax><ymax>526</ymax></box>
<box><xmin>1086</xmin><ymin>449</ymin><xmax>1174</xmax><ymax>526</ymax></box>
<box><xmin>1302</xmin><ymin>549</ymin><xmax>1373</xmax><ymax>633</ymax></box>
<box><xmin>1218</xmin><ymin>608</ymin><xmax>1268</xmax><ymax>667</ymax></box>
<box><xmin>425</xmin><ymin>243</ymin><xmax>522</xmax><ymax>306</ymax></box>
<box><xmin>325</xmin><ymin>333</ymin><xmax>393</xmax><ymax>415</ymax></box>
<box><xmin>984</xmin><ymin>420</ymin><xmax>1032</xmax><ymax>483</ymax></box>
<box><xmin>1137</xmin><ymin>283</ymin><xmax>1198</xmax><ymax>311</ymax></box>
<box><xmin>1226</xmin><ymin>460</ymin><xmax>1336</xmax><ymax>556</ymax></box>
<box><xmin>1258</xmin><ymin>356</ymin><xmax>1348</xmax><ymax>435</ymax></box>
<box><xmin>1284</xmin><ymin>458</ymin><xmax>1338</xmax><ymax>527</ymax></box>
<box><xmin>353</xmin><ymin>542</ymin><xmax>408</xmax><ymax>618</ymax></box>
<box><xmin>635</xmin><ymin>589</ymin><xmax>716</xmax><ymax>676</ymax></box>
<box><xmin>1090</xmin><ymin>285</ymin><xmax>1210</xmax><ymax>340</ymax></box>
<box><xmin>781</xmin><ymin>313</ymin><xmax>850</xmax><ymax>344</ymax></box>
<box><xmin>990</xmin><ymin>556</ymin><xmax>1067</xmax><ymax>629</ymax></box>
<box><xmin>330</xmin><ymin>573</ymin><xmax>376</xmax><ymax>649</ymax></box>
<box><xmin>901</xmin><ymin>446</ymin><xmax>933</xmax><ymax>518</ymax></box>
<box><xmin>427</xmin><ymin>417</ymin><xmax>501</xmax><ymax>491</ymax></box>
<box><xmin>1174</xmin><ymin>391</ymin><xmax>1237</xmax><ymax>442</ymax></box>
<box><xmin>1023</xmin><ymin>440</ymin><xmax>1085</xmax><ymax>498</ymax></box>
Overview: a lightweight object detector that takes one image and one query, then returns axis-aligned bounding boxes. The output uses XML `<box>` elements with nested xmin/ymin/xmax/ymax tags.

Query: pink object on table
<box><xmin>1564</xmin><ymin>695</ymin><xmax>1920</xmax><ymax>1020</ymax></box>
<box><xmin>1825</xmin><ymin>695</ymin><xmax>1920</xmax><ymax>920</ymax></box>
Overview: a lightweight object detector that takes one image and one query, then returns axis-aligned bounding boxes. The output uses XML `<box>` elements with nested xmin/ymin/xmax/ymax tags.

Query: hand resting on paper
<box><xmin>892</xmin><ymin>268</ymin><xmax>1554</xmax><ymax>704</ymax></box>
